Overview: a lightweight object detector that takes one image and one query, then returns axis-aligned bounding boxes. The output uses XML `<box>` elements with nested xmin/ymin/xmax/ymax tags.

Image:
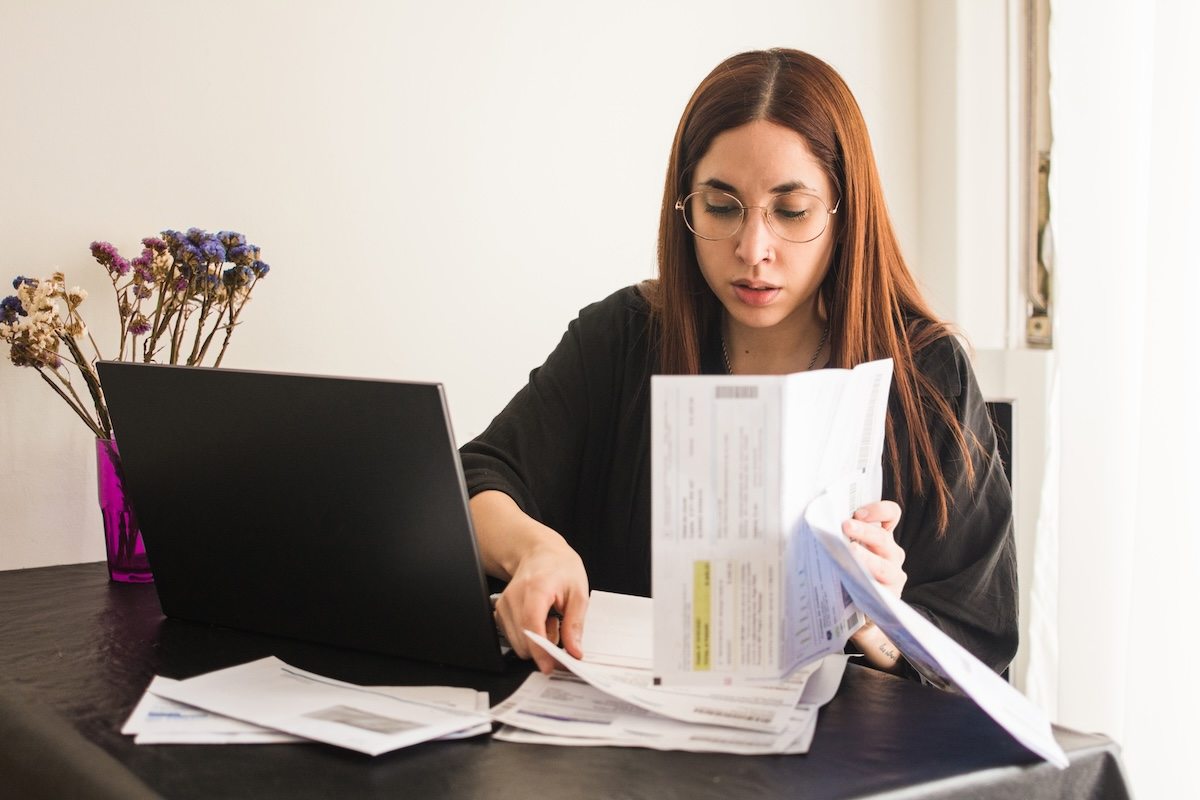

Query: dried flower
<box><xmin>1</xmin><ymin>228</ymin><xmax>272</xmax><ymax>440</ymax></box>
<box><xmin>0</xmin><ymin>295</ymin><xmax>26</xmax><ymax>324</ymax></box>
<box><xmin>90</xmin><ymin>242</ymin><xmax>131</xmax><ymax>276</ymax></box>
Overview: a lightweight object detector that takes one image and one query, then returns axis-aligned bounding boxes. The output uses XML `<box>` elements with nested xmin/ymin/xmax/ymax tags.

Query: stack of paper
<box><xmin>123</xmin><ymin>657</ymin><xmax>491</xmax><ymax>756</ymax></box>
<box><xmin>490</xmin><ymin>591</ymin><xmax>848</xmax><ymax>754</ymax></box>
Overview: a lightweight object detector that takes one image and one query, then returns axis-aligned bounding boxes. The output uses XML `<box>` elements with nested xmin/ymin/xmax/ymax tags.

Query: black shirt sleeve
<box><xmin>883</xmin><ymin>336</ymin><xmax>1020</xmax><ymax>677</ymax></box>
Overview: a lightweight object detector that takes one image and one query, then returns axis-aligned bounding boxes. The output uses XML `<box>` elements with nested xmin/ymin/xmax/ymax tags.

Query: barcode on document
<box><xmin>715</xmin><ymin>386</ymin><xmax>758</xmax><ymax>399</ymax></box>
<box><xmin>856</xmin><ymin>371</ymin><xmax>885</xmax><ymax>465</ymax></box>
<box><xmin>693</xmin><ymin>706</ymin><xmax>774</xmax><ymax>725</ymax></box>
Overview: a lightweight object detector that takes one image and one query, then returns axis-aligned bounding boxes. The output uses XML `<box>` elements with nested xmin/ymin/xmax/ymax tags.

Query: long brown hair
<box><xmin>645</xmin><ymin>48</ymin><xmax>972</xmax><ymax>534</ymax></box>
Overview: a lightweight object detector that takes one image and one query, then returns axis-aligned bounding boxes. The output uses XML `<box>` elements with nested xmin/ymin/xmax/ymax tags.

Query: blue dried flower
<box><xmin>226</xmin><ymin>244</ymin><xmax>255</xmax><ymax>266</ymax></box>
<box><xmin>1</xmin><ymin>295</ymin><xmax>27</xmax><ymax>324</ymax></box>
<box><xmin>199</xmin><ymin>238</ymin><xmax>226</xmax><ymax>264</ymax></box>
<box><xmin>177</xmin><ymin>243</ymin><xmax>204</xmax><ymax>273</ymax></box>
<box><xmin>222</xmin><ymin>265</ymin><xmax>253</xmax><ymax>288</ymax></box>
<box><xmin>185</xmin><ymin>228</ymin><xmax>207</xmax><ymax>246</ymax></box>
<box><xmin>160</xmin><ymin>230</ymin><xmax>186</xmax><ymax>248</ymax></box>
<box><xmin>217</xmin><ymin>231</ymin><xmax>246</xmax><ymax>248</ymax></box>
<box><xmin>250</xmin><ymin>260</ymin><xmax>270</xmax><ymax>278</ymax></box>
<box><xmin>11</xmin><ymin>276</ymin><xmax>37</xmax><ymax>290</ymax></box>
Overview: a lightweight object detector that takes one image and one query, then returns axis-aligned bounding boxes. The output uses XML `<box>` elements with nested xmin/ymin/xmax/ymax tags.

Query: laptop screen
<box><xmin>97</xmin><ymin>361</ymin><xmax>505</xmax><ymax>673</ymax></box>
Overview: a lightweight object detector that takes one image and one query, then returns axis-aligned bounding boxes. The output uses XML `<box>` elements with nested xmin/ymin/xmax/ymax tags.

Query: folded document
<box><xmin>125</xmin><ymin>657</ymin><xmax>491</xmax><ymax>756</ymax></box>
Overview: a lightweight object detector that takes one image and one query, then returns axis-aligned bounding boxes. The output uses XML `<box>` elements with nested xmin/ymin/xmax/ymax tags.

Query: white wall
<box><xmin>0</xmin><ymin>0</ymin><xmax>921</xmax><ymax>570</ymax></box>
<box><xmin>917</xmin><ymin>1</ymin><xmax>1053</xmax><ymax>693</ymax></box>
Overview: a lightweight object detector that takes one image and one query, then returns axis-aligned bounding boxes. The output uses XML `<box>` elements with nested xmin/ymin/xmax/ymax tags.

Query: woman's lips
<box><xmin>732</xmin><ymin>284</ymin><xmax>781</xmax><ymax>307</ymax></box>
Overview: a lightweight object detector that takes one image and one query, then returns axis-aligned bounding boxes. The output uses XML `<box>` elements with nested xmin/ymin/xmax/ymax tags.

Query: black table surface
<box><xmin>0</xmin><ymin>563</ymin><xmax>1130</xmax><ymax>800</ymax></box>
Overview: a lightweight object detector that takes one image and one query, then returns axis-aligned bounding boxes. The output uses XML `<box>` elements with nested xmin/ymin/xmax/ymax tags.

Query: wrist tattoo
<box><xmin>878</xmin><ymin>641</ymin><xmax>900</xmax><ymax>663</ymax></box>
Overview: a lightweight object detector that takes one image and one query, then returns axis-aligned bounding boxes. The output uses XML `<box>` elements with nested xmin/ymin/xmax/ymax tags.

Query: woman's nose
<box><xmin>735</xmin><ymin>207</ymin><xmax>775</xmax><ymax>265</ymax></box>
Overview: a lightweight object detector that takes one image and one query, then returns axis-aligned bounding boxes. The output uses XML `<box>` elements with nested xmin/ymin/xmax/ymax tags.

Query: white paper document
<box><xmin>491</xmin><ymin>670</ymin><xmax>818</xmax><ymax>754</ymax></box>
<box><xmin>581</xmin><ymin>590</ymin><xmax>654</xmax><ymax>670</ymax></box>
<box><xmin>123</xmin><ymin>677</ymin><xmax>303</xmax><ymax>744</ymax></box>
<box><xmin>492</xmin><ymin>607</ymin><xmax>849</xmax><ymax>754</ymax></box>
<box><xmin>651</xmin><ymin>359</ymin><xmax>892</xmax><ymax>684</ymax></box>
<box><xmin>649</xmin><ymin>359</ymin><xmax>1067</xmax><ymax>768</ymax></box>
<box><xmin>144</xmin><ymin>657</ymin><xmax>491</xmax><ymax>756</ymax></box>
<box><xmin>124</xmin><ymin>675</ymin><xmax>490</xmax><ymax>746</ymax></box>
<box><xmin>803</xmin><ymin>485</ymin><xmax>1069</xmax><ymax>768</ymax></box>
<box><xmin>524</xmin><ymin>631</ymin><xmax>800</xmax><ymax>733</ymax></box>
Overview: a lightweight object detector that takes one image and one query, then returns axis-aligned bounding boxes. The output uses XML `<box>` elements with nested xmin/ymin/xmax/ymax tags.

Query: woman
<box><xmin>461</xmin><ymin>48</ymin><xmax>1017</xmax><ymax>681</ymax></box>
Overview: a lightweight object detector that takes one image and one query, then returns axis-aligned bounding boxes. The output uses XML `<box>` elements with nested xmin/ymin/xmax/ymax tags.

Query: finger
<box><xmin>545</xmin><ymin>614</ymin><xmax>561</xmax><ymax>646</ymax></box>
<box><xmin>853</xmin><ymin>500</ymin><xmax>902</xmax><ymax>532</ymax></box>
<box><xmin>842</xmin><ymin>518</ymin><xmax>890</xmax><ymax>553</ymax></box>
<box><xmin>495</xmin><ymin>593</ymin><xmax>553</xmax><ymax>669</ymax></box>
<box><xmin>850</xmin><ymin>541</ymin><xmax>906</xmax><ymax>596</ymax></box>
<box><xmin>516</xmin><ymin>595</ymin><xmax>561</xmax><ymax>674</ymax></box>
<box><xmin>559</xmin><ymin>587</ymin><xmax>589</xmax><ymax>660</ymax></box>
<box><xmin>494</xmin><ymin>601</ymin><xmax>533</xmax><ymax>661</ymax></box>
<box><xmin>845</xmin><ymin>519</ymin><xmax>906</xmax><ymax>569</ymax></box>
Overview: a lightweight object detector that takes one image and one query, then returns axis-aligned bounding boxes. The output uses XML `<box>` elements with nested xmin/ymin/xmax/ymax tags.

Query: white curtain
<box><xmin>1035</xmin><ymin>1</ymin><xmax>1200</xmax><ymax>795</ymax></box>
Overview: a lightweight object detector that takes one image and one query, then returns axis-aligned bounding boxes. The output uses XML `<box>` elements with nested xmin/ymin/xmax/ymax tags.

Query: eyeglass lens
<box><xmin>680</xmin><ymin>190</ymin><xmax>830</xmax><ymax>243</ymax></box>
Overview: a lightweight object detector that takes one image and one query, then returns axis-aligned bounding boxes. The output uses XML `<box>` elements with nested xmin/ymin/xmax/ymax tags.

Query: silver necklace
<box><xmin>722</xmin><ymin>325</ymin><xmax>829</xmax><ymax>375</ymax></box>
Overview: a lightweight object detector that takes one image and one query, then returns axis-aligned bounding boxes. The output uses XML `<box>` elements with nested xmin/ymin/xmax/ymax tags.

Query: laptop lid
<box><xmin>96</xmin><ymin>361</ymin><xmax>505</xmax><ymax>673</ymax></box>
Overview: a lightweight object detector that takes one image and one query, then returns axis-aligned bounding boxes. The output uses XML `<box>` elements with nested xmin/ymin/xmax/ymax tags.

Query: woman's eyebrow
<box><xmin>770</xmin><ymin>180</ymin><xmax>816</xmax><ymax>194</ymax></box>
<box><xmin>697</xmin><ymin>178</ymin><xmax>817</xmax><ymax>194</ymax></box>
<box><xmin>698</xmin><ymin>178</ymin><xmax>739</xmax><ymax>193</ymax></box>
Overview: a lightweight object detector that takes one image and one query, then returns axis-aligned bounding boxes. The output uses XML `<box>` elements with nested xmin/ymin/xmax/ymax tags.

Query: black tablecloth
<box><xmin>0</xmin><ymin>563</ymin><xmax>1130</xmax><ymax>799</ymax></box>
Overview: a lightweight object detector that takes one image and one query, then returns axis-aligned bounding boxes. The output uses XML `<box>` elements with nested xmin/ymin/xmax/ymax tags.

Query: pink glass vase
<box><xmin>96</xmin><ymin>438</ymin><xmax>153</xmax><ymax>583</ymax></box>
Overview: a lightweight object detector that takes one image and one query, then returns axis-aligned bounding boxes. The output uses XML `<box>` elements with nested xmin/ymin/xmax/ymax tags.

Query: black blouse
<box><xmin>461</xmin><ymin>285</ymin><xmax>1018</xmax><ymax>677</ymax></box>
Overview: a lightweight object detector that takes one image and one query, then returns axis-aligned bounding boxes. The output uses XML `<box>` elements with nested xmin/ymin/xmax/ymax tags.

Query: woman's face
<box><xmin>690</xmin><ymin>120</ymin><xmax>838</xmax><ymax>338</ymax></box>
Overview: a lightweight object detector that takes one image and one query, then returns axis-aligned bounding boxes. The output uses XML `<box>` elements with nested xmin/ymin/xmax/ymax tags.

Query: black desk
<box><xmin>0</xmin><ymin>564</ymin><xmax>1129</xmax><ymax>799</ymax></box>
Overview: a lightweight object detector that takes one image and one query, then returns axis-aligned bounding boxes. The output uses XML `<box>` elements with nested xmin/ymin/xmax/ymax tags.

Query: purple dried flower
<box><xmin>173</xmin><ymin>276</ymin><xmax>188</xmax><ymax>293</ymax></box>
<box><xmin>250</xmin><ymin>260</ymin><xmax>270</xmax><ymax>278</ymax></box>
<box><xmin>1</xmin><ymin>295</ymin><xmax>26</xmax><ymax>324</ymax></box>
<box><xmin>131</xmin><ymin>249</ymin><xmax>153</xmax><ymax>269</ymax></box>
<box><xmin>185</xmin><ymin>228</ymin><xmax>207</xmax><ymax>245</ymax></box>
<box><xmin>141</xmin><ymin>237</ymin><xmax>168</xmax><ymax>253</ymax></box>
<box><xmin>90</xmin><ymin>241</ymin><xmax>131</xmax><ymax>276</ymax></box>
<box><xmin>128</xmin><ymin>316</ymin><xmax>151</xmax><ymax>335</ymax></box>
<box><xmin>11</xmin><ymin>276</ymin><xmax>37</xmax><ymax>290</ymax></box>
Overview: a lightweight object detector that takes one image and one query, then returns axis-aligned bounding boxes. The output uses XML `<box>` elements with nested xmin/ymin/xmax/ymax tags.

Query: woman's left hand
<box><xmin>843</xmin><ymin>500</ymin><xmax>906</xmax><ymax>599</ymax></box>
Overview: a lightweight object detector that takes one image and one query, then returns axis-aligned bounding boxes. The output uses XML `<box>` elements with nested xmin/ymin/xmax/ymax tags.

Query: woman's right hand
<box><xmin>470</xmin><ymin>490</ymin><xmax>589</xmax><ymax>673</ymax></box>
<box><xmin>492</xmin><ymin>537</ymin><xmax>589</xmax><ymax>673</ymax></box>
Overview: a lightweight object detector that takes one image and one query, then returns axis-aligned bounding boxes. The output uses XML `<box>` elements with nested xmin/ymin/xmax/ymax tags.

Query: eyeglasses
<box><xmin>675</xmin><ymin>189</ymin><xmax>840</xmax><ymax>243</ymax></box>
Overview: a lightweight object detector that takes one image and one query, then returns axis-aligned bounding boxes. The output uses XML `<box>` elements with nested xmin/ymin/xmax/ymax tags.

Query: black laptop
<box><xmin>97</xmin><ymin>361</ymin><xmax>506</xmax><ymax>673</ymax></box>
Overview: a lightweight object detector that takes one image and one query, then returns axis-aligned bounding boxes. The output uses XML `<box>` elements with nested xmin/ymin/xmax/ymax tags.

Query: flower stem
<box><xmin>213</xmin><ymin>278</ymin><xmax>256</xmax><ymax>368</ymax></box>
<box><xmin>62</xmin><ymin>334</ymin><xmax>113</xmax><ymax>438</ymax></box>
<box><xmin>36</xmin><ymin>369</ymin><xmax>105</xmax><ymax>438</ymax></box>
